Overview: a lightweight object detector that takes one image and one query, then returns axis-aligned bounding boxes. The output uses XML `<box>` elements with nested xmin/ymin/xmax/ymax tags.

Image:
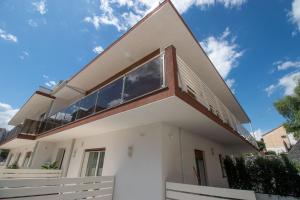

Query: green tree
<box><xmin>274</xmin><ymin>82</ymin><xmax>300</xmax><ymax>139</ymax></box>
<box><xmin>257</xmin><ymin>140</ymin><xmax>266</xmax><ymax>152</ymax></box>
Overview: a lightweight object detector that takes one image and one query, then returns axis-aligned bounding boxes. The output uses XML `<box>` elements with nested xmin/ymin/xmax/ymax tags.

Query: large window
<box><xmin>81</xmin><ymin>149</ymin><xmax>105</xmax><ymax>177</ymax></box>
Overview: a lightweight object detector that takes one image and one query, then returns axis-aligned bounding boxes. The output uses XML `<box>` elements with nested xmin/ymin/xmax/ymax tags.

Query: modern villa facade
<box><xmin>0</xmin><ymin>1</ymin><xmax>257</xmax><ymax>200</ymax></box>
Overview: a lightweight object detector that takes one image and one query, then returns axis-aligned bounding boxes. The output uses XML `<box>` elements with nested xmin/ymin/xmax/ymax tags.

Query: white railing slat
<box><xmin>166</xmin><ymin>182</ymin><xmax>256</xmax><ymax>200</ymax></box>
<box><xmin>0</xmin><ymin>176</ymin><xmax>114</xmax><ymax>200</ymax></box>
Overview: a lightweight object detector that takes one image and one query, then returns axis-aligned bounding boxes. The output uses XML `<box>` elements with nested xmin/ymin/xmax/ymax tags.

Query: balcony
<box><xmin>0</xmin><ymin>119</ymin><xmax>39</xmax><ymax>145</ymax></box>
<box><xmin>176</xmin><ymin>55</ymin><xmax>257</xmax><ymax>148</ymax></box>
<box><xmin>38</xmin><ymin>54</ymin><xmax>166</xmax><ymax>135</ymax></box>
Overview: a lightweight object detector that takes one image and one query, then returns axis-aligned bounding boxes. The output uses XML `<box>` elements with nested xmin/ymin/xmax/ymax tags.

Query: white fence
<box><xmin>166</xmin><ymin>182</ymin><xmax>256</xmax><ymax>200</ymax></box>
<box><xmin>176</xmin><ymin>56</ymin><xmax>258</xmax><ymax>148</ymax></box>
<box><xmin>0</xmin><ymin>169</ymin><xmax>62</xmax><ymax>179</ymax></box>
<box><xmin>0</xmin><ymin>176</ymin><xmax>114</xmax><ymax>200</ymax></box>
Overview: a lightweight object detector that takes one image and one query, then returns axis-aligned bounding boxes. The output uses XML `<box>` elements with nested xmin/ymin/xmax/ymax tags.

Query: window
<box><xmin>22</xmin><ymin>152</ymin><xmax>32</xmax><ymax>167</ymax></box>
<box><xmin>81</xmin><ymin>149</ymin><xmax>105</xmax><ymax>177</ymax></box>
<box><xmin>14</xmin><ymin>153</ymin><xmax>21</xmax><ymax>165</ymax></box>
<box><xmin>55</xmin><ymin>148</ymin><xmax>65</xmax><ymax>169</ymax></box>
<box><xmin>219</xmin><ymin>154</ymin><xmax>227</xmax><ymax>177</ymax></box>
<box><xmin>6</xmin><ymin>153</ymin><xmax>13</xmax><ymax>166</ymax></box>
<box><xmin>194</xmin><ymin>150</ymin><xmax>207</xmax><ymax>186</ymax></box>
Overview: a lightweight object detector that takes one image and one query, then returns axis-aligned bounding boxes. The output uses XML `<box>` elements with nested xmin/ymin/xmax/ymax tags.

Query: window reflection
<box><xmin>39</xmin><ymin>55</ymin><xmax>164</xmax><ymax>134</ymax></box>
<box><xmin>95</xmin><ymin>78</ymin><xmax>123</xmax><ymax>112</ymax></box>
<box><xmin>76</xmin><ymin>92</ymin><xmax>98</xmax><ymax>120</ymax></box>
<box><xmin>62</xmin><ymin>103</ymin><xmax>79</xmax><ymax>124</ymax></box>
<box><xmin>124</xmin><ymin>56</ymin><xmax>163</xmax><ymax>101</ymax></box>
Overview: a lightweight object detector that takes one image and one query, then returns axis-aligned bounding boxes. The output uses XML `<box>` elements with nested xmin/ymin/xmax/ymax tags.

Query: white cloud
<box><xmin>93</xmin><ymin>46</ymin><xmax>104</xmax><ymax>54</ymax></box>
<box><xmin>28</xmin><ymin>19</ymin><xmax>38</xmax><ymax>27</ymax></box>
<box><xmin>32</xmin><ymin>0</ymin><xmax>47</xmax><ymax>15</ymax></box>
<box><xmin>265</xmin><ymin>71</ymin><xmax>300</xmax><ymax>96</ymax></box>
<box><xmin>225</xmin><ymin>78</ymin><xmax>235</xmax><ymax>93</ymax></box>
<box><xmin>42</xmin><ymin>74</ymin><xmax>49</xmax><ymax>79</ymax></box>
<box><xmin>200</xmin><ymin>27</ymin><xmax>243</xmax><ymax>79</ymax></box>
<box><xmin>251</xmin><ymin>128</ymin><xmax>264</xmax><ymax>140</ymax></box>
<box><xmin>19</xmin><ymin>51</ymin><xmax>29</xmax><ymax>60</ymax></box>
<box><xmin>0</xmin><ymin>102</ymin><xmax>19</xmax><ymax>130</ymax></box>
<box><xmin>45</xmin><ymin>80</ymin><xmax>57</xmax><ymax>88</ymax></box>
<box><xmin>275</xmin><ymin>60</ymin><xmax>300</xmax><ymax>71</ymax></box>
<box><xmin>84</xmin><ymin>0</ymin><xmax>247</xmax><ymax>32</ymax></box>
<box><xmin>289</xmin><ymin>0</ymin><xmax>300</xmax><ymax>32</ymax></box>
<box><xmin>0</xmin><ymin>28</ymin><xmax>18</xmax><ymax>43</ymax></box>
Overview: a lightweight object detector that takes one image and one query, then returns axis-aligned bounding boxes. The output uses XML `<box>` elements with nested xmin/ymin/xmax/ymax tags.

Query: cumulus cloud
<box><xmin>84</xmin><ymin>0</ymin><xmax>247</xmax><ymax>31</ymax></box>
<box><xmin>19</xmin><ymin>51</ymin><xmax>29</xmax><ymax>60</ymax></box>
<box><xmin>0</xmin><ymin>28</ymin><xmax>18</xmax><ymax>43</ymax></box>
<box><xmin>225</xmin><ymin>78</ymin><xmax>235</xmax><ymax>93</ymax></box>
<box><xmin>251</xmin><ymin>128</ymin><xmax>264</xmax><ymax>140</ymax></box>
<box><xmin>200</xmin><ymin>28</ymin><xmax>243</xmax><ymax>79</ymax></box>
<box><xmin>32</xmin><ymin>0</ymin><xmax>47</xmax><ymax>15</ymax></box>
<box><xmin>274</xmin><ymin>60</ymin><xmax>300</xmax><ymax>71</ymax></box>
<box><xmin>92</xmin><ymin>46</ymin><xmax>104</xmax><ymax>54</ymax></box>
<box><xmin>289</xmin><ymin>0</ymin><xmax>300</xmax><ymax>32</ymax></box>
<box><xmin>265</xmin><ymin>71</ymin><xmax>300</xmax><ymax>96</ymax></box>
<box><xmin>0</xmin><ymin>102</ymin><xmax>19</xmax><ymax>130</ymax></box>
<box><xmin>45</xmin><ymin>80</ymin><xmax>57</xmax><ymax>88</ymax></box>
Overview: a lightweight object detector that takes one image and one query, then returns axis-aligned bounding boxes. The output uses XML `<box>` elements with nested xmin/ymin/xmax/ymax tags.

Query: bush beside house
<box><xmin>224</xmin><ymin>155</ymin><xmax>300</xmax><ymax>197</ymax></box>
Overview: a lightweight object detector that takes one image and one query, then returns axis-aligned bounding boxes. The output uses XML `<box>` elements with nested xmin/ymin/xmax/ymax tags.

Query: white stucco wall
<box><xmin>63</xmin><ymin>122</ymin><xmax>234</xmax><ymax>200</ymax></box>
<box><xmin>5</xmin><ymin>143</ymin><xmax>36</xmax><ymax>167</ymax></box>
<box><xmin>160</xmin><ymin>123</ymin><xmax>229</xmax><ymax>188</ymax></box>
<box><xmin>66</xmin><ymin>123</ymin><xmax>164</xmax><ymax>200</ymax></box>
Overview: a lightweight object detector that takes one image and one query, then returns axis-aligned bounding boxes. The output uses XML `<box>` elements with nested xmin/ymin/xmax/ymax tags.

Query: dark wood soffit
<box><xmin>35</xmin><ymin>91</ymin><xmax>56</xmax><ymax>99</ymax></box>
<box><xmin>176</xmin><ymin>90</ymin><xmax>258</xmax><ymax>151</ymax></box>
<box><xmin>86</xmin><ymin>49</ymin><xmax>160</xmax><ymax>95</ymax></box>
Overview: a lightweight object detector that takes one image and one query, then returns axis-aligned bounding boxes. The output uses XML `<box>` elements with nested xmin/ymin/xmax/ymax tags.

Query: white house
<box><xmin>0</xmin><ymin>1</ymin><xmax>257</xmax><ymax>200</ymax></box>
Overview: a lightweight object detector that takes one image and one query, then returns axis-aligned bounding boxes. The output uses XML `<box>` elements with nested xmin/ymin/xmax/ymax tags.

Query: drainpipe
<box><xmin>64</xmin><ymin>139</ymin><xmax>75</xmax><ymax>177</ymax></box>
<box><xmin>179</xmin><ymin>128</ymin><xmax>184</xmax><ymax>183</ymax></box>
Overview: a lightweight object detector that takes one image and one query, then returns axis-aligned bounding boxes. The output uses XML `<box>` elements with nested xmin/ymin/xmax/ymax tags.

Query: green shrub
<box><xmin>41</xmin><ymin>161</ymin><xmax>58</xmax><ymax>169</ymax></box>
<box><xmin>224</xmin><ymin>155</ymin><xmax>300</xmax><ymax>197</ymax></box>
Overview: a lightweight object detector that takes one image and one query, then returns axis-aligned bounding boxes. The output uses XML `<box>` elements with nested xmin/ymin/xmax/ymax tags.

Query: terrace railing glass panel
<box><xmin>38</xmin><ymin>55</ymin><xmax>165</xmax><ymax>134</ymax></box>
<box><xmin>95</xmin><ymin>77</ymin><xmax>123</xmax><ymax>112</ymax></box>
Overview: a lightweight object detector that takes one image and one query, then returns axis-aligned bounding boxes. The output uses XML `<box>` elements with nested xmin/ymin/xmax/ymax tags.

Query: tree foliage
<box><xmin>274</xmin><ymin>82</ymin><xmax>300</xmax><ymax>139</ymax></box>
<box><xmin>224</xmin><ymin>155</ymin><xmax>300</xmax><ymax>197</ymax></box>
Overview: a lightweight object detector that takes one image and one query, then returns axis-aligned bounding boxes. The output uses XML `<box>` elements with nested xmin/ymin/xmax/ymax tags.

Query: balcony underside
<box><xmin>37</xmin><ymin>96</ymin><xmax>256</xmax><ymax>152</ymax></box>
<box><xmin>0</xmin><ymin>134</ymin><xmax>36</xmax><ymax>149</ymax></box>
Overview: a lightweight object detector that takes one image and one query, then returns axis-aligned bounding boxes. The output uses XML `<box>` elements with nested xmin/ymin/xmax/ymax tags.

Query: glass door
<box><xmin>194</xmin><ymin>150</ymin><xmax>207</xmax><ymax>186</ymax></box>
<box><xmin>81</xmin><ymin>149</ymin><xmax>105</xmax><ymax>177</ymax></box>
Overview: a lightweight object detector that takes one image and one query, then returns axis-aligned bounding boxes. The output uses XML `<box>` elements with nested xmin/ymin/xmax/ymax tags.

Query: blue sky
<box><xmin>0</xmin><ymin>0</ymin><xmax>300</xmax><ymax>139</ymax></box>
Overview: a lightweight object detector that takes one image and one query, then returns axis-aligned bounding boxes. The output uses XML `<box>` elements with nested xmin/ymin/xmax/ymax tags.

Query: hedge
<box><xmin>223</xmin><ymin>155</ymin><xmax>300</xmax><ymax>197</ymax></box>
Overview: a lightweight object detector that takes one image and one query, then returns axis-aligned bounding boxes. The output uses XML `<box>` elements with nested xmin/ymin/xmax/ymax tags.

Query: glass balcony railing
<box><xmin>38</xmin><ymin>54</ymin><xmax>165</xmax><ymax>134</ymax></box>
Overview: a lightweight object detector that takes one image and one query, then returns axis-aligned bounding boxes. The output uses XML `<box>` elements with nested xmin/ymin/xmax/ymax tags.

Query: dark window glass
<box><xmin>95</xmin><ymin>78</ymin><xmax>123</xmax><ymax>112</ymax></box>
<box><xmin>123</xmin><ymin>56</ymin><xmax>163</xmax><ymax>102</ymax></box>
<box><xmin>62</xmin><ymin>102</ymin><xmax>79</xmax><ymax>124</ymax></box>
<box><xmin>43</xmin><ymin>114</ymin><xmax>58</xmax><ymax>132</ymax></box>
<box><xmin>76</xmin><ymin>92</ymin><xmax>98</xmax><ymax>120</ymax></box>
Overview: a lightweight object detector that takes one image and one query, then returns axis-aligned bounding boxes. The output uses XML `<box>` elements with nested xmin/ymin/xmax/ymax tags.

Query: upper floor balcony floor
<box><xmin>0</xmin><ymin>1</ymin><xmax>257</xmax><ymax>150</ymax></box>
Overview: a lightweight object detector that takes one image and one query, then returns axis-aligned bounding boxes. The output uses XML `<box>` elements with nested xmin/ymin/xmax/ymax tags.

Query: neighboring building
<box><xmin>0</xmin><ymin>1</ymin><xmax>257</xmax><ymax>200</ymax></box>
<box><xmin>262</xmin><ymin>125</ymin><xmax>297</xmax><ymax>154</ymax></box>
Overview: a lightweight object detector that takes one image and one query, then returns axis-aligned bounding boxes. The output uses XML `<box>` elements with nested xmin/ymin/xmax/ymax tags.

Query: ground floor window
<box><xmin>194</xmin><ymin>149</ymin><xmax>207</xmax><ymax>186</ymax></box>
<box><xmin>219</xmin><ymin>154</ymin><xmax>227</xmax><ymax>177</ymax></box>
<box><xmin>55</xmin><ymin>148</ymin><xmax>65</xmax><ymax>169</ymax></box>
<box><xmin>81</xmin><ymin>148</ymin><xmax>105</xmax><ymax>177</ymax></box>
<box><xmin>22</xmin><ymin>152</ymin><xmax>32</xmax><ymax>167</ymax></box>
